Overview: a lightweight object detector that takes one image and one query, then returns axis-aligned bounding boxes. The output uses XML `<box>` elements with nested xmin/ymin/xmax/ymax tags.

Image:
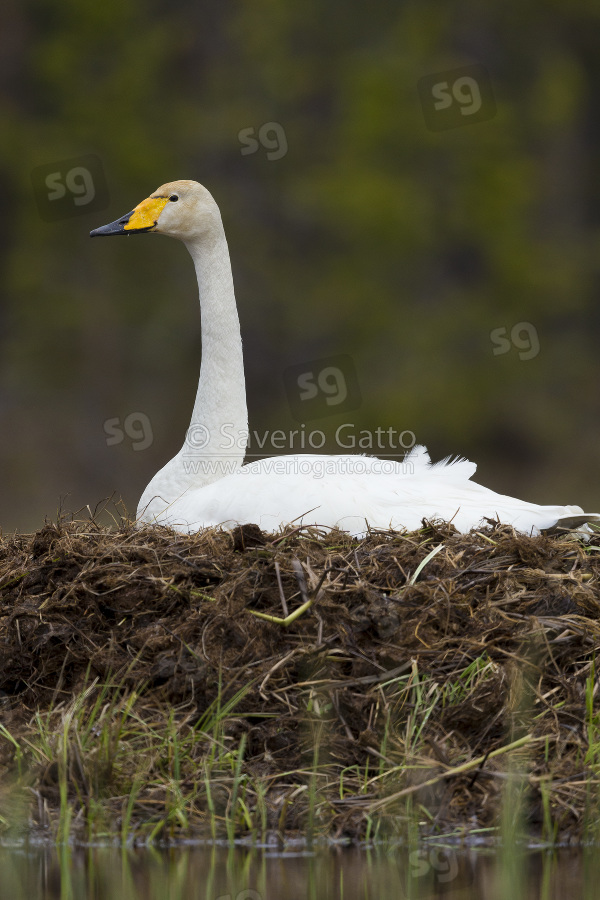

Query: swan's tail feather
<box><xmin>404</xmin><ymin>444</ymin><xmax>477</xmax><ymax>482</ymax></box>
<box><xmin>404</xmin><ymin>445</ymin><xmax>431</xmax><ymax>467</ymax></box>
<box><xmin>428</xmin><ymin>453</ymin><xmax>478</xmax><ymax>482</ymax></box>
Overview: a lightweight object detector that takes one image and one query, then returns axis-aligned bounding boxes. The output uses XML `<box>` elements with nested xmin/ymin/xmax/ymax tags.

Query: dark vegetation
<box><xmin>2</xmin><ymin>515</ymin><xmax>600</xmax><ymax>844</ymax></box>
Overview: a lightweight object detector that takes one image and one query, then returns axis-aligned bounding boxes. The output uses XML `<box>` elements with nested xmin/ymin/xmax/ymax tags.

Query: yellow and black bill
<box><xmin>90</xmin><ymin>196</ymin><xmax>168</xmax><ymax>237</ymax></box>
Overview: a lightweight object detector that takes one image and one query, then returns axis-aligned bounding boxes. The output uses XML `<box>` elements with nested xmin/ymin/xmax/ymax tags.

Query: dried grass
<box><xmin>2</xmin><ymin>511</ymin><xmax>600</xmax><ymax>844</ymax></box>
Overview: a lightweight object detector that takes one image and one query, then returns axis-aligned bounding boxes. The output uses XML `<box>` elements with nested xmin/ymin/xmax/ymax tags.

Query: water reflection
<box><xmin>0</xmin><ymin>843</ymin><xmax>598</xmax><ymax>900</ymax></box>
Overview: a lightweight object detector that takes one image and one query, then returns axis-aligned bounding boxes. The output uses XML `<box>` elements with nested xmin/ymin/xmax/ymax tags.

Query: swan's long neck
<box><xmin>138</xmin><ymin>222</ymin><xmax>248</xmax><ymax>518</ymax></box>
<box><xmin>179</xmin><ymin>228</ymin><xmax>248</xmax><ymax>482</ymax></box>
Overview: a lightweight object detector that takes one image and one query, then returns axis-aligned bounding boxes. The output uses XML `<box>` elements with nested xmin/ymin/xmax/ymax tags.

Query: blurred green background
<box><xmin>2</xmin><ymin>0</ymin><xmax>600</xmax><ymax>533</ymax></box>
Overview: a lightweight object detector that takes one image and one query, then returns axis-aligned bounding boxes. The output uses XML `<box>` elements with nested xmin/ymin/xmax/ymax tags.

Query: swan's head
<box><xmin>90</xmin><ymin>180</ymin><xmax>221</xmax><ymax>243</ymax></box>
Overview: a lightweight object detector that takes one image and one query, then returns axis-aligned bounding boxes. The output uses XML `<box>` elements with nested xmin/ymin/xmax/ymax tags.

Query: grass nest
<box><xmin>1</xmin><ymin>513</ymin><xmax>600</xmax><ymax>845</ymax></box>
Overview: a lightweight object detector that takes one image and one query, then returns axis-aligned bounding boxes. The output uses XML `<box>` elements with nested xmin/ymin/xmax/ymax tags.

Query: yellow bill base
<box><xmin>125</xmin><ymin>196</ymin><xmax>169</xmax><ymax>231</ymax></box>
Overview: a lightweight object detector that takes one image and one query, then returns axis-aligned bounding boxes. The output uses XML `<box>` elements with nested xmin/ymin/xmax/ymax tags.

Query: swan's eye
<box><xmin>169</xmin><ymin>194</ymin><xmax>179</xmax><ymax>202</ymax></box>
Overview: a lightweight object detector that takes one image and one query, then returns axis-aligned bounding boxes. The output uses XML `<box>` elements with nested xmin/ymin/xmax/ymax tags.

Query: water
<box><xmin>0</xmin><ymin>844</ymin><xmax>598</xmax><ymax>900</ymax></box>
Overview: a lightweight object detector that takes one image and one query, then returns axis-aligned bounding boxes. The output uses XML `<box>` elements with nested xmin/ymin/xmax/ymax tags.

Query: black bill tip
<box><xmin>90</xmin><ymin>212</ymin><xmax>134</xmax><ymax>237</ymax></box>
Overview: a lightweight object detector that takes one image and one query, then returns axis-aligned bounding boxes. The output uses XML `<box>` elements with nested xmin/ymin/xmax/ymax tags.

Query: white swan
<box><xmin>91</xmin><ymin>180</ymin><xmax>598</xmax><ymax>537</ymax></box>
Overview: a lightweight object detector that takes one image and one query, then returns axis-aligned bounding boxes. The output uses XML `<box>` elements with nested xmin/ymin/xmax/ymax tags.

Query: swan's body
<box><xmin>91</xmin><ymin>181</ymin><xmax>598</xmax><ymax>537</ymax></box>
<box><xmin>135</xmin><ymin>448</ymin><xmax>589</xmax><ymax>536</ymax></box>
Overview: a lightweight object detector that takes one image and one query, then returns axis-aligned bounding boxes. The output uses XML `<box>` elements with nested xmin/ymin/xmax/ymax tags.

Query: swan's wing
<box><xmin>149</xmin><ymin>450</ymin><xmax>596</xmax><ymax>538</ymax></box>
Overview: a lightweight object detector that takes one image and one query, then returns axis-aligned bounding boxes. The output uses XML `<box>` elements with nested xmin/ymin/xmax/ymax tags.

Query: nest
<box><xmin>1</xmin><ymin>514</ymin><xmax>600</xmax><ymax>843</ymax></box>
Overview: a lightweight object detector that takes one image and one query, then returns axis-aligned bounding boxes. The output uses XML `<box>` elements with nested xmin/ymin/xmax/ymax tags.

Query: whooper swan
<box><xmin>91</xmin><ymin>180</ymin><xmax>598</xmax><ymax>536</ymax></box>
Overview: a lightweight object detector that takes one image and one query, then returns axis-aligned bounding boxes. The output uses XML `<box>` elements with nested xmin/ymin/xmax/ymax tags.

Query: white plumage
<box><xmin>90</xmin><ymin>180</ymin><xmax>598</xmax><ymax>537</ymax></box>
<box><xmin>144</xmin><ymin>447</ymin><xmax>591</xmax><ymax>537</ymax></box>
